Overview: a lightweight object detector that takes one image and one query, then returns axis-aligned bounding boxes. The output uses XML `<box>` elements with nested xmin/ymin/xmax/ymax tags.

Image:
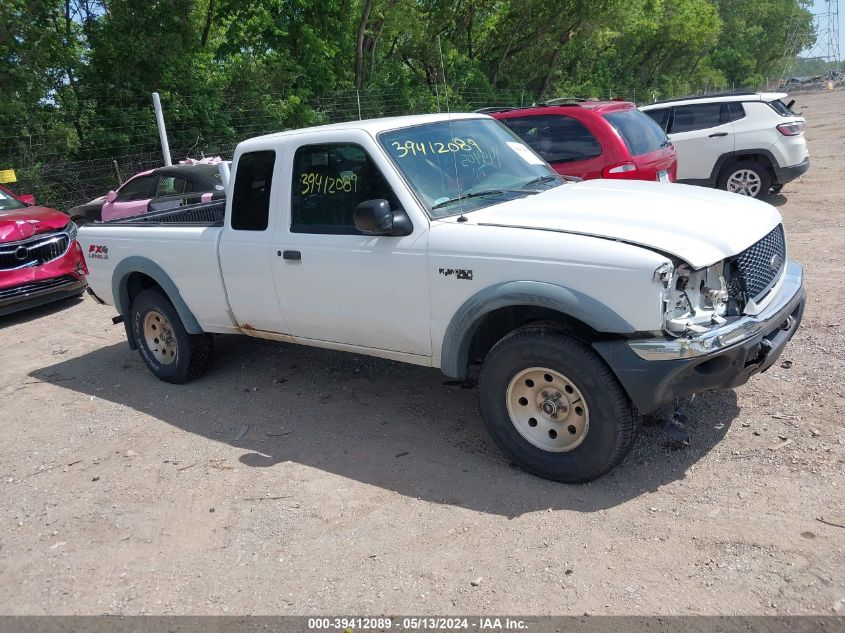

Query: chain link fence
<box><xmin>3</xmin><ymin>82</ymin><xmax>836</xmax><ymax>213</ymax></box>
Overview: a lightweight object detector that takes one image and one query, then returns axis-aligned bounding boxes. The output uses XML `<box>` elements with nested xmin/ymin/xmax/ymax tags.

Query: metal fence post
<box><xmin>152</xmin><ymin>92</ymin><xmax>172</xmax><ymax>166</ymax></box>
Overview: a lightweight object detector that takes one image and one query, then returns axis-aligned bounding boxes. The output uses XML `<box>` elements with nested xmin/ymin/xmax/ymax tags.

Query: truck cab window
<box><xmin>291</xmin><ymin>143</ymin><xmax>399</xmax><ymax>234</ymax></box>
<box><xmin>231</xmin><ymin>150</ymin><xmax>275</xmax><ymax>231</ymax></box>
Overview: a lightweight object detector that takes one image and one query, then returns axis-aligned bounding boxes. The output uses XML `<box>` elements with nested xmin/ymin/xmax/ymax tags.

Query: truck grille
<box><xmin>733</xmin><ymin>224</ymin><xmax>786</xmax><ymax>303</ymax></box>
<box><xmin>0</xmin><ymin>231</ymin><xmax>70</xmax><ymax>271</ymax></box>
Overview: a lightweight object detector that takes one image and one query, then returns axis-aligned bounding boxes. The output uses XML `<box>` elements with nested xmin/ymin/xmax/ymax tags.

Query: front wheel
<box><xmin>719</xmin><ymin>160</ymin><xmax>771</xmax><ymax>199</ymax></box>
<box><xmin>478</xmin><ymin>328</ymin><xmax>638</xmax><ymax>483</ymax></box>
<box><xmin>130</xmin><ymin>288</ymin><xmax>214</xmax><ymax>384</ymax></box>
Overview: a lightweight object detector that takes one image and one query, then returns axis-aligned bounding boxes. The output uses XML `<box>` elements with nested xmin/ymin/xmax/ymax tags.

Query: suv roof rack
<box><xmin>473</xmin><ymin>106</ymin><xmax>518</xmax><ymax>114</ymax></box>
<box><xmin>541</xmin><ymin>96</ymin><xmax>587</xmax><ymax>106</ymax></box>
<box><xmin>646</xmin><ymin>91</ymin><xmax>760</xmax><ymax>106</ymax></box>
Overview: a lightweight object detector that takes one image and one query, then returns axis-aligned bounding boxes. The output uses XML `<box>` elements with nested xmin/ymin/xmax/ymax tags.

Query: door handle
<box><xmin>709</xmin><ymin>132</ymin><xmax>729</xmax><ymax>137</ymax></box>
<box><xmin>280</xmin><ymin>250</ymin><xmax>301</xmax><ymax>261</ymax></box>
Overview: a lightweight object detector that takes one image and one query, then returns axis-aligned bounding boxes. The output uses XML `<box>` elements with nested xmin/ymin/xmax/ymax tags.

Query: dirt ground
<box><xmin>1</xmin><ymin>90</ymin><xmax>843</xmax><ymax>617</ymax></box>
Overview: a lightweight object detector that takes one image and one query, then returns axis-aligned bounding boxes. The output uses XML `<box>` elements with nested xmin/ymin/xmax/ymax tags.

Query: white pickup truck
<box><xmin>79</xmin><ymin>113</ymin><xmax>805</xmax><ymax>482</ymax></box>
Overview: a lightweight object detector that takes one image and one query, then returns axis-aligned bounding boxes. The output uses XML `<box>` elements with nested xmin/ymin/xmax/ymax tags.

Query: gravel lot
<box><xmin>1</xmin><ymin>89</ymin><xmax>843</xmax><ymax>616</ymax></box>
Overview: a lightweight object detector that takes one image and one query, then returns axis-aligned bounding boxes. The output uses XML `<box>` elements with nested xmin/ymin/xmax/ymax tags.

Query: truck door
<box><xmin>271</xmin><ymin>139</ymin><xmax>431</xmax><ymax>357</ymax></box>
<box><xmin>219</xmin><ymin>149</ymin><xmax>292</xmax><ymax>334</ymax></box>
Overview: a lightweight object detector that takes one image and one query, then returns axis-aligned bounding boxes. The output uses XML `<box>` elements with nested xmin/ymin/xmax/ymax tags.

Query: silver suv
<box><xmin>640</xmin><ymin>92</ymin><xmax>809</xmax><ymax>199</ymax></box>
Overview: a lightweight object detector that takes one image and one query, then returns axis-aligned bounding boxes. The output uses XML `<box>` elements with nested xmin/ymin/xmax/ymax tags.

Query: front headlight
<box><xmin>663</xmin><ymin>261</ymin><xmax>730</xmax><ymax>335</ymax></box>
<box><xmin>65</xmin><ymin>221</ymin><xmax>78</xmax><ymax>242</ymax></box>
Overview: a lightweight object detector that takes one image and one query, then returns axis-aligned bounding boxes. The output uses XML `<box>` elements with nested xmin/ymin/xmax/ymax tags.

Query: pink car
<box><xmin>93</xmin><ymin>164</ymin><xmax>226</xmax><ymax>222</ymax></box>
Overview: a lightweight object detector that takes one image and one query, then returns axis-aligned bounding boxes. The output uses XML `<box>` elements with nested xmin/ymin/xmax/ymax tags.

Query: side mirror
<box><xmin>354</xmin><ymin>199</ymin><xmax>412</xmax><ymax>236</ymax></box>
<box><xmin>106</xmin><ymin>190</ymin><xmax>117</xmax><ymax>203</ymax></box>
<box><xmin>19</xmin><ymin>193</ymin><xmax>36</xmax><ymax>205</ymax></box>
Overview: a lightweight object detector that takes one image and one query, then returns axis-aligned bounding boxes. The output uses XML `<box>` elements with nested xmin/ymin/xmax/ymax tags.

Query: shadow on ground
<box><xmin>30</xmin><ymin>334</ymin><xmax>740</xmax><ymax>517</ymax></box>
<box><xmin>768</xmin><ymin>193</ymin><xmax>789</xmax><ymax>207</ymax></box>
<box><xmin>0</xmin><ymin>295</ymin><xmax>84</xmax><ymax>328</ymax></box>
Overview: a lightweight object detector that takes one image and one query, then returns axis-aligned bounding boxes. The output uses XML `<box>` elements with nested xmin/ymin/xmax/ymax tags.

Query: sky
<box><xmin>804</xmin><ymin>0</ymin><xmax>843</xmax><ymax>60</ymax></box>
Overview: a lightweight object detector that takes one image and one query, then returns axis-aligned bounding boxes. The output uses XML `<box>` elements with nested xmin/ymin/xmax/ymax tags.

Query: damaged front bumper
<box><xmin>593</xmin><ymin>261</ymin><xmax>805</xmax><ymax>414</ymax></box>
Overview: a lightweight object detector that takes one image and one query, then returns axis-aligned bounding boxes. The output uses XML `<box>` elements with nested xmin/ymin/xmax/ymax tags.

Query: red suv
<box><xmin>490</xmin><ymin>100</ymin><xmax>677</xmax><ymax>183</ymax></box>
<box><xmin>1</xmin><ymin>186</ymin><xmax>87</xmax><ymax>317</ymax></box>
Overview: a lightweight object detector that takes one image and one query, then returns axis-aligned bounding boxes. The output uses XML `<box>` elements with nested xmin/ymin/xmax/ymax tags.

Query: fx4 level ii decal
<box><xmin>88</xmin><ymin>244</ymin><xmax>109</xmax><ymax>260</ymax></box>
<box><xmin>439</xmin><ymin>268</ymin><xmax>473</xmax><ymax>280</ymax></box>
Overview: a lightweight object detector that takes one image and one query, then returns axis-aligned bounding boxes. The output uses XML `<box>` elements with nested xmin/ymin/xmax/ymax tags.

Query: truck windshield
<box><xmin>379</xmin><ymin>118</ymin><xmax>560</xmax><ymax>218</ymax></box>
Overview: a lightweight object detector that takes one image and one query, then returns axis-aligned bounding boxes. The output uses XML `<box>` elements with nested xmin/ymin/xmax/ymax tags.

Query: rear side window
<box><xmin>117</xmin><ymin>176</ymin><xmax>156</xmax><ymax>201</ymax></box>
<box><xmin>643</xmin><ymin>108</ymin><xmax>670</xmax><ymax>132</ymax></box>
<box><xmin>669</xmin><ymin>103</ymin><xmax>725</xmax><ymax>133</ymax></box>
<box><xmin>728</xmin><ymin>102</ymin><xmax>746</xmax><ymax>121</ymax></box>
<box><xmin>503</xmin><ymin>114</ymin><xmax>602</xmax><ymax>163</ymax></box>
<box><xmin>231</xmin><ymin>150</ymin><xmax>275</xmax><ymax>231</ymax></box>
<box><xmin>156</xmin><ymin>176</ymin><xmax>192</xmax><ymax>196</ymax></box>
<box><xmin>768</xmin><ymin>99</ymin><xmax>794</xmax><ymax>116</ymax></box>
<box><xmin>603</xmin><ymin>110</ymin><xmax>668</xmax><ymax>156</ymax></box>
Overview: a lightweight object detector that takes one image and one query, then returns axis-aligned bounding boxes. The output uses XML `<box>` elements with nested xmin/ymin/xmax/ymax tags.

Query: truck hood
<box><xmin>463</xmin><ymin>180</ymin><xmax>782</xmax><ymax>269</ymax></box>
<box><xmin>0</xmin><ymin>206</ymin><xmax>70</xmax><ymax>243</ymax></box>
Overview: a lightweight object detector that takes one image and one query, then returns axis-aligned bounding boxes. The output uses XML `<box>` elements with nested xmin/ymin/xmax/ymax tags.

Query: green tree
<box><xmin>710</xmin><ymin>0</ymin><xmax>815</xmax><ymax>88</ymax></box>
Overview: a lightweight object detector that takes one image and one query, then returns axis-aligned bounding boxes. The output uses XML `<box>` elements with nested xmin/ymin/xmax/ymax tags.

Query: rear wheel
<box><xmin>719</xmin><ymin>160</ymin><xmax>771</xmax><ymax>199</ymax></box>
<box><xmin>130</xmin><ymin>288</ymin><xmax>214</xmax><ymax>383</ymax></box>
<box><xmin>478</xmin><ymin>327</ymin><xmax>638</xmax><ymax>483</ymax></box>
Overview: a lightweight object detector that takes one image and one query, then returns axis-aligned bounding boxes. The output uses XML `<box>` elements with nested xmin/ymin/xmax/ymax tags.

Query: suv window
<box><xmin>291</xmin><ymin>143</ymin><xmax>399</xmax><ymax>234</ymax></box>
<box><xmin>117</xmin><ymin>176</ymin><xmax>156</xmax><ymax>201</ymax></box>
<box><xmin>503</xmin><ymin>114</ymin><xmax>602</xmax><ymax>163</ymax></box>
<box><xmin>156</xmin><ymin>176</ymin><xmax>192</xmax><ymax>196</ymax></box>
<box><xmin>603</xmin><ymin>110</ymin><xmax>668</xmax><ymax>156</ymax></box>
<box><xmin>231</xmin><ymin>150</ymin><xmax>275</xmax><ymax>231</ymax></box>
<box><xmin>727</xmin><ymin>102</ymin><xmax>746</xmax><ymax>122</ymax></box>
<box><xmin>767</xmin><ymin>99</ymin><xmax>794</xmax><ymax>116</ymax></box>
<box><xmin>643</xmin><ymin>108</ymin><xmax>670</xmax><ymax>132</ymax></box>
<box><xmin>669</xmin><ymin>103</ymin><xmax>725</xmax><ymax>133</ymax></box>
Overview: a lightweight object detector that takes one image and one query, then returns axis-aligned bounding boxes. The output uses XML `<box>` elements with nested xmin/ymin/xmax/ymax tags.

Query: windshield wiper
<box><xmin>521</xmin><ymin>174</ymin><xmax>561</xmax><ymax>189</ymax></box>
<box><xmin>431</xmin><ymin>189</ymin><xmax>526</xmax><ymax>210</ymax></box>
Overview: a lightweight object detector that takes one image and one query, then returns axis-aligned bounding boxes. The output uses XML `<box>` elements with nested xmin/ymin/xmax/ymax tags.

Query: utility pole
<box><xmin>152</xmin><ymin>92</ymin><xmax>172</xmax><ymax>166</ymax></box>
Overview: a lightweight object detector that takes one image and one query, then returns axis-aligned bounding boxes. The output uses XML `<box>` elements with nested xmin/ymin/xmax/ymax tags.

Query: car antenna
<box><xmin>438</xmin><ymin>36</ymin><xmax>467</xmax><ymax>223</ymax></box>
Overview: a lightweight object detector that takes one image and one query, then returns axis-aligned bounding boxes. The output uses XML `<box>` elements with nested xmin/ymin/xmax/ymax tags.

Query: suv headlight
<box><xmin>65</xmin><ymin>221</ymin><xmax>78</xmax><ymax>242</ymax></box>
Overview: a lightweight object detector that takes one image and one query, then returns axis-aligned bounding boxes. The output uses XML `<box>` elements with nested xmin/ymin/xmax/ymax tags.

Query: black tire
<box><xmin>478</xmin><ymin>327</ymin><xmax>638</xmax><ymax>483</ymax></box>
<box><xmin>130</xmin><ymin>288</ymin><xmax>214</xmax><ymax>384</ymax></box>
<box><xmin>718</xmin><ymin>160</ymin><xmax>772</xmax><ymax>199</ymax></box>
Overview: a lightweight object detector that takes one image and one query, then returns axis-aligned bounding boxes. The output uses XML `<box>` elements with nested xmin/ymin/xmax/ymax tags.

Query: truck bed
<box><xmin>103</xmin><ymin>200</ymin><xmax>225</xmax><ymax>226</ymax></box>
<box><xmin>79</xmin><ymin>198</ymin><xmax>232</xmax><ymax>331</ymax></box>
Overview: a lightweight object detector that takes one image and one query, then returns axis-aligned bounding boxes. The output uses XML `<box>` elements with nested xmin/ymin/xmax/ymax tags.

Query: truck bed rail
<box><xmin>104</xmin><ymin>200</ymin><xmax>225</xmax><ymax>226</ymax></box>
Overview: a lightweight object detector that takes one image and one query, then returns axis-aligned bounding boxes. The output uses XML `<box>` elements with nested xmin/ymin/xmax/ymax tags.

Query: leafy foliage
<box><xmin>0</xmin><ymin>0</ymin><xmax>818</xmax><ymax>209</ymax></box>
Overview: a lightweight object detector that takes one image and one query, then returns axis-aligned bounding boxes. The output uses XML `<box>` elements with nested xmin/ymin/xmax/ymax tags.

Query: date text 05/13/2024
<box><xmin>307</xmin><ymin>617</ymin><xmax>528</xmax><ymax>631</ymax></box>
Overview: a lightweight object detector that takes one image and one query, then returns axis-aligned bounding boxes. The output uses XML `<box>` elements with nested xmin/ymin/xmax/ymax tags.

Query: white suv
<box><xmin>640</xmin><ymin>92</ymin><xmax>809</xmax><ymax>199</ymax></box>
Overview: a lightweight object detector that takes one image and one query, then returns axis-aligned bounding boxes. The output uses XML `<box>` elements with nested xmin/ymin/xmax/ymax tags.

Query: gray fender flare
<box><xmin>112</xmin><ymin>257</ymin><xmax>203</xmax><ymax>335</ymax></box>
<box><xmin>439</xmin><ymin>280</ymin><xmax>635</xmax><ymax>380</ymax></box>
